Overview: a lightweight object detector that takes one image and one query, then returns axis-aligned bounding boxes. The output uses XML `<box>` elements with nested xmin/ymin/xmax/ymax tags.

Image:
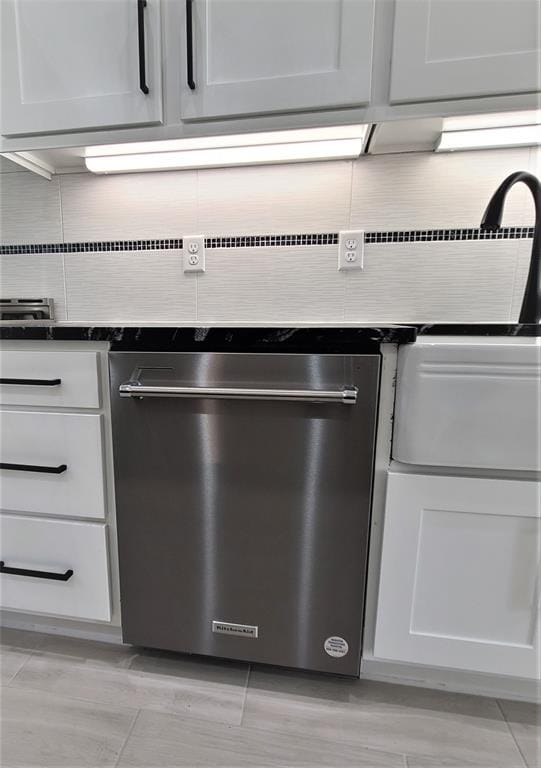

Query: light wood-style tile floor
<box><xmin>0</xmin><ymin>627</ymin><xmax>539</xmax><ymax>768</ymax></box>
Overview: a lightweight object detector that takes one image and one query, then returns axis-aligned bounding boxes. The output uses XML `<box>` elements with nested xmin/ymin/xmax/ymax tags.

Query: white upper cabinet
<box><xmin>1</xmin><ymin>0</ymin><xmax>162</xmax><ymax>136</ymax></box>
<box><xmin>390</xmin><ymin>0</ymin><xmax>541</xmax><ymax>103</ymax></box>
<box><xmin>179</xmin><ymin>0</ymin><xmax>375</xmax><ymax>121</ymax></box>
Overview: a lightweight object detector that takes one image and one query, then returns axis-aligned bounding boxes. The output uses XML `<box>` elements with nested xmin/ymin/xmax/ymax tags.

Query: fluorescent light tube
<box><xmin>437</xmin><ymin>124</ymin><xmax>541</xmax><ymax>152</ymax></box>
<box><xmin>85</xmin><ymin>125</ymin><xmax>367</xmax><ymax>157</ymax></box>
<box><xmin>84</xmin><ymin>126</ymin><xmax>368</xmax><ymax>174</ymax></box>
<box><xmin>442</xmin><ymin>110</ymin><xmax>540</xmax><ymax>131</ymax></box>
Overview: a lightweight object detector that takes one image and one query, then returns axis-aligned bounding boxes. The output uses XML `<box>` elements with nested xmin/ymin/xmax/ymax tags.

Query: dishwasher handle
<box><xmin>119</xmin><ymin>382</ymin><xmax>358</xmax><ymax>404</ymax></box>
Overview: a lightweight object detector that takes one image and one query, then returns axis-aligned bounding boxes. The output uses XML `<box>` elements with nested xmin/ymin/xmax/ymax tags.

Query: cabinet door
<box><xmin>390</xmin><ymin>0</ymin><xmax>541</xmax><ymax>103</ymax></box>
<box><xmin>374</xmin><ymin>472</ymin><xmax>540</xmax><ymax>679</ymax></box>
<box><xmin>1</xmin><ymin>0</ymin><xmax>162</xmax><ymax>136</ymax></box>
<box><xmin>180</xmin><ymin>0</ymin><xmax>375</xmax><ymax>121</ymax></box>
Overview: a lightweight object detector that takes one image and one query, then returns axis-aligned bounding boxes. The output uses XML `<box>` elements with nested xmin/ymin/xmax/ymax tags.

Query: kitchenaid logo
<box><xmin>212</xmin><ymin>620</ymin><xmax>258</xmax><ymax>638</ymax></box>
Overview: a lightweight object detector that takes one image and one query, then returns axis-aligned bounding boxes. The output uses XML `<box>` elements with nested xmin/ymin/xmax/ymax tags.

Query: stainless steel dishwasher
<box><xmin>109</xmin><ymin>351</ymin><xmax>380</xmax><ymax>675</ymax></box>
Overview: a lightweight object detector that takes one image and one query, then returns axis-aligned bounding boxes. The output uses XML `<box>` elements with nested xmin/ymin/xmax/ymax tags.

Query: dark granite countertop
<box><xmin>0</xmin><ymin>325</ymin><xmax>416</xmax><ymax>352</ymax></box>
<box><xmin>0</xmin><ymin>324</ymin><xmax>538</xmax><ymax>351</ymax></box>
<box><xmin>416</xmin><ymin>323</ymin><xmax>540</xmax><ymax>337</ymax></box>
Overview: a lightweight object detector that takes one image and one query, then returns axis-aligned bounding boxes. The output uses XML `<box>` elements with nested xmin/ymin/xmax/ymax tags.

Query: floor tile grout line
<box><xmin>229</xmin><ymin>717</ymin><xmax>409</xmax><ymax>765</ymax></box>
<box><xmin>402</xmin><ymin>747</ymin><xmax>527</xmax><ymax>768</ymax></box>
<box><xmin>113</xmin><ymin>707</ymin><xmax>141</xmax><ymax>768</ymax></box>
<box><xmin>238</xmin><ymin>664</ymin><xmax>253</xmax><ymax>726</ymax></box>
<box><xmin>4</xmin><ymin>645</ymin><xmax>39</xmax><ymax>687</ymax></box>
<box><xmin>6</xmin><ymin>670</ymin><xmax>249</xmax><ymax>731</ymax></box>
<box><xmin>7</xmin><ymin>675</ymin><xmax>140</xmax><ymax>718</ymax></box>
<box><xmin>496</xmin><ymin>699</ymin><xmax>530</xmax><ymax>768</ymax></box>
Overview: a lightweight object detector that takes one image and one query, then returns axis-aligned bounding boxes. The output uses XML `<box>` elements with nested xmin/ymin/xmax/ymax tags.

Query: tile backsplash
<box><xmin>0</xmin><ymin>172</ymin><xmax>62</xmax><ymax>245</ymax></box>
<box><xmin>64</xmin><ymin>249</ymin><xmax>196</xmax><ymax>323</ymax></box>
<box><xmin>349</xmin><ymin>148</ymin><xmax>535</xmax><ymax>230</ymax></box>
<box><xmin>60</xmin><ymin>171</ymin><xmax>198</xmax><ymax>242</ymax></box>
<box><xmin>0</xmin><ymin>146</ymin><xmax>538</xmax><ymax>324</ymax></box>
<box><xmin>196</xmin><ymin>161</ymin><xmax>351</xmax><ymax>236</ymax></box>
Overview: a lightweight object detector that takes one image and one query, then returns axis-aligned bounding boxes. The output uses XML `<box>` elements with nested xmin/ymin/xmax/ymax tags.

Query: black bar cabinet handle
<box><xmin>137</xmin><ymin>0</ymin><xmax>149</xmax><ymax>94</ymax></box>
<box><xmin>0</xmin><ymin>462</ymin><xmax>67</xmax><ymax>474</ymax></box>
<box><xmin>0</xmin><ymin>561</ymin><xmax>73</xmax><ymax>581</ymax></box>
<box><xmin>186</xmin><ymin>0</ymin><xmax>196</xmax><ymax>90</ymax></box>
<box><xmin>0</xmin><ymin>378</ymin><xmax>61</xmax><ymax>386</ymax></box>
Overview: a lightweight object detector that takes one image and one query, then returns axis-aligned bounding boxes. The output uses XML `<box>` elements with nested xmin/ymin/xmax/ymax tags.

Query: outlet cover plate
<box><xmin>338</xmin><ymin>230</ymin><xmax>364</xmax><ymax>271</ymax></box>
<box><xmin>183</xmin><ymin>235</ymin><xmax>205</xmax><ymax>273</ymax></box>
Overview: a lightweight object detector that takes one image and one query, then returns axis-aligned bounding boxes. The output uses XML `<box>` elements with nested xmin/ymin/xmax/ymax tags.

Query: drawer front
<box><xmin>0</xmin><ymin>350</ymin><xmax>100</xmax><ymax>408</ymax></box>
<box><xmin>0</xmin><ymin>410</ymin><xmax>105</xmax><ymax>519</ymax></box>
<box><xmin>0</xmin><ymin>514</ymin><xmax>111</xmax><ymax>622</ymax></box>
<box><xmin>393</xmin><ymin>339</ymin><xmax>541</xmax><ymax>472</ymax></box>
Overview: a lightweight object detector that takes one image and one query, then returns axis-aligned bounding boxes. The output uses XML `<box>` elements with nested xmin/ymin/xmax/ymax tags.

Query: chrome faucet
<box><xmin>480</xmin><ymin>171</ymin><xmax>540</xmax><ymax>324</ymax></box>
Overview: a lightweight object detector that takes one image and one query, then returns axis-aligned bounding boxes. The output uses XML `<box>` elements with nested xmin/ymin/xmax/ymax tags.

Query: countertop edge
<box><xmin>0</xmin><ymin>324</ymin><xmax>538</xmax><ymax>352</ymax></box>
<box><xmin>0</xmin><ymin>324</ymin><xmax>417</xmax><ymax>351</ymax></box>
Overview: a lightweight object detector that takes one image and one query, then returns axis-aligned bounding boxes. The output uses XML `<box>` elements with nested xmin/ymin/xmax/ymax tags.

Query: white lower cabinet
<box><xmin>0</xmin><ymin>350</ymin><xmax>100</xmax><ymax>408</ymax></box>
<box><xmin>0</xmin><ymin>342</ymin><xmax>116</xmax><ymax>627</ymax></box>
<box><xmin>0</xmin><ymin>410</ymin><xmax>105</xmax><ymax>519</ymax></box>
<box><xmin>374</xmin><ymin>471</ymin><xmax>540</xmax><ymax>679</ymax></box>
<box><xmin>0</xmin><ymin>514</ymin><xmax>111</xmax><ymax>621</ymax></box>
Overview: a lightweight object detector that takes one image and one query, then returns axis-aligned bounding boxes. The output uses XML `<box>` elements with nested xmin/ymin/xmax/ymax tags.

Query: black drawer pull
<box><xmin>0</xmin><ymin>463</ymin><xmax>67</xmax><ymax>474</ymax></box>
<box><xmin>137</xmin><ymin>0</ymin><xmax>149</xmax><ymax>94</ymax></box>
<box><xmin>0</xmin><ymin>561</ymin><xmax>73</xmax><ymax>581</ymax></box>
<box><xmin>0</xmin><ymin>378</ymin><xmax>61</xmax><ymax>386</ymax></box>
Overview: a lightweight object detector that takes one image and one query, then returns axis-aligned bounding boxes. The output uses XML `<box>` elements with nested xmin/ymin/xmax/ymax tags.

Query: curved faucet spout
<box><xmin>480</xmin><ymin>171</ymin><xmax>540</xmax><ymax>324</ymax></box>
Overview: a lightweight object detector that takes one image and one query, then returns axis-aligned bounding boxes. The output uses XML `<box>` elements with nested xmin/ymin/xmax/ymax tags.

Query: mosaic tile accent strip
<box><xmin>0</xmin><ymin>239</ymin><xmax>183</xmax><ymax>255</ymax></box>
<box><xmin>0</xmin><ymin>227</ymin><xmax>533</xmax><ymax>254</ymax></box>
<box><xmin>205</xmin><ymin>234</ymin><xmax>339</xmax><ymax>248</ymax></box>
<box><xmin>363</xmin><ymin>227</ymin><xmax>535</xmax><ymax>244</ymax></box>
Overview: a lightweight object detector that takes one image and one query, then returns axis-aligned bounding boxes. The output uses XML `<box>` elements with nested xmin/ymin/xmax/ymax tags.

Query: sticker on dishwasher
<box><xmin>324</xmin><ymin>636</ymin><xmax>349</xmax><ymax>658</ymax></box>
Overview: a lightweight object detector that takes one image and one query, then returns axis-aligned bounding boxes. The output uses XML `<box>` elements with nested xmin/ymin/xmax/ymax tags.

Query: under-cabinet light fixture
<box><xmin>1</xmin><ymin>151</ymin><xmax>54</xmax><ymax>180</ymax></box>
<box><xmin>84</xmin><ymin>125</ymin><xmax>369</xmax><ymax>174</ymax></box>
<box><xmin>436</xmin><ymin>111</ymin><xmax>541</xmax><ymax>152</ymax></box>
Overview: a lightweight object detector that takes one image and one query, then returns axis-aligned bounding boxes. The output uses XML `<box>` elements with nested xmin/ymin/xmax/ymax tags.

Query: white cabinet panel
<box><xmin>1</xmin><ymin>0</ymin><xmax>162</xmax><ymax>136</ymax></box>
<box><xmin>0</xmin><ymin>350</ymin><xmax>100</xmax><ymax>408</ymax></box>
<box><xmin>393</xmin><ymin>338</ymin><xmax>541</xmax><ymax>472</ymax></box>
<box><xmin>390</xmin><ymin>0</ymin><xmax>541</xmax><ymax>103</ymax></box>
<box><xmin>180</xmin><ymin>0</ymin><xmax>375</xmax><ymax>120</ymax></box>
<box><xmin>0</xmin><ymin>514</ymin><xmax>111</xmax><ymax>621</ymax></box>
<box><xmin>0</xmin><ymin>410</ymin><xmax>105</xmax><ymax>519</ymax></box>
<box><xmin>374</xmin><ymin>472</ymin><xmax>540</xmax><ymax>679</ymax></box>
<box><xmin>410</xmin><ymin>508</ymin><xmax>537</xmax><ymax>647</ymax></box>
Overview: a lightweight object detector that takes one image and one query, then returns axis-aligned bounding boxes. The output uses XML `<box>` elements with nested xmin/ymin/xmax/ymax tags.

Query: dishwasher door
<box><xmin>109</xmin><ymin>352</ymin><xmax>380</xmax><ymax>676</ymax></box>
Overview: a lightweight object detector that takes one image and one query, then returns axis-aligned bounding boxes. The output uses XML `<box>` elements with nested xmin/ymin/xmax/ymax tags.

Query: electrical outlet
<box><xmin>338</xmin><ymin>230</ymin><xmax>364</xmax><ymax>271</ymax></box>
<box><xmin>183</xmin><ymin>235</ymin><xmax>205</xmax><ymax>273</ymax></box>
